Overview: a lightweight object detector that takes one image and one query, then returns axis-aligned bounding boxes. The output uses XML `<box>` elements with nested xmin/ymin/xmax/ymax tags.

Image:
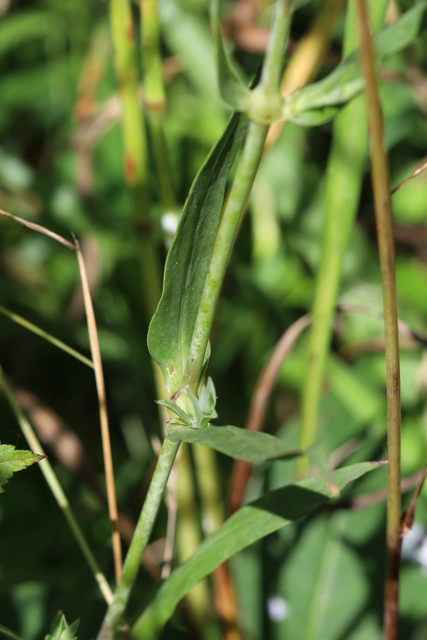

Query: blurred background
<box><xmin>0</xmin><ymin>0</ymin><xmax>427</xmax><ymax>638</ymax></box>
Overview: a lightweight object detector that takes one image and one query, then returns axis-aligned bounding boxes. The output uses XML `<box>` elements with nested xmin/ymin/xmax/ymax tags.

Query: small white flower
<box><xmin>267</xmin><ymin>595</ymin><xmax>289</xmax><ymax>622</ymax></box>
<box><xmin>162</xmin><ymin>212</ymin><xmax>179</xmax><ymax>236</ymax></box>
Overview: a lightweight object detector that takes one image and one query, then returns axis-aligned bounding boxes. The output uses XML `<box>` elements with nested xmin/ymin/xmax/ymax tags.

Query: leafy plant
<box><xmin>0</xmin><ymin>444</ymin><xmax>43</xmax><ymax>493</ymax></box>
<box><xmin>44</xmin><ymin>613</ymin><xmax>79</xmax><ymax>640</ymax></box>
<box><xmin>0</xmin><ymin>1</ymin><xmax>427</xmax><ymax>640</ymax></box>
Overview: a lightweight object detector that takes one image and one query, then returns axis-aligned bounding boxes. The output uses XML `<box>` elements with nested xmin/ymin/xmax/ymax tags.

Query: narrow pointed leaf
<box><xmin>283</xmin><ymin>1</ymin><xmax>427</xmax><ymax>123</ymax></box>
<box><xmin>0</xmin><ymin>444</ymin><xmax>44</xmax><ymax>493</ymax></box>
<box><xmin>132</xmin><ymin>462</ymin><xmax>384</xmax><ymax>639</ymax></box>
<box><xmin>0</xmin><ymin>305</ymin><xmax>93</xmax><ymax>369</ymax></box>
<box><xmin>167</xmin><ymin>425</ymin><xmax>303</xmax><ymax>463</ymax></box>
<box><xmin>210</xmin><ymin>0</ymin><xmax>250</xmax><ymax>110</ymax></box>
<box><xmin>156</xmin><ymin>399</ymin><xmax>193</xmax><ymax>426</ymax></box>
<box><xmin>148</xmin><ymin>111</ymin><xmax>248</xmax><ymax>393</ymax></box>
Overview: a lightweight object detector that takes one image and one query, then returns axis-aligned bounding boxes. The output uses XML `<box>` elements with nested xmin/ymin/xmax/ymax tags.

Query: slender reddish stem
<box><xmin>356</xmin><ymin>2</ymin><xmax>401</xmax><ymax>638</ymax></box>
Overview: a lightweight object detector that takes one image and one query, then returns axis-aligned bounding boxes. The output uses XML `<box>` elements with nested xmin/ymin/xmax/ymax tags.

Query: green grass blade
<box><xmin>0</xmin><ymin>364</ymin><xmax>113</xmax><ymax>605</ymax></box>
<box><xmin>0</xmin><ymin>305</ymin><xmax>93</xmax><ymax>368</ymax></box>
<box><xmin>0</xmin><ymin>624</ymin><xmax>24</xmax><ymax>640</ymax></box>
<box><xmin>132</xmin><ymin>462</ymin><xmax>384</xmax><ymax>639</ymax></box>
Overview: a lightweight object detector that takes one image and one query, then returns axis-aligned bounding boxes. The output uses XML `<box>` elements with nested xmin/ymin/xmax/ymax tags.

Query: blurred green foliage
<box><xmin>0</xmin><ymin>0</ymin><xmax>427</xmax><ymax>639</ymax></box>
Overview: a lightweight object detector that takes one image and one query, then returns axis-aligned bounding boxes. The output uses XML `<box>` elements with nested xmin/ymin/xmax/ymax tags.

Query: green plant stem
<box><xmin>142</xmin><ymin>1</ymin><xmax>237</xmax><ymax>618</ymax></box>
<box><xmin>297</xmin><ymin>0</ymin><xmax>388</xmax><ymax>474</ymax></box>
<box><xmin>140</xmin><ymin>6</ymin><xmax>209</xmax><ymax>630</ymax></box>
<box><xmin>97</xmin><ymin>436</ymin><xmax>179</xmax><ymax>640</ymax></box>
<box><xmin>97</xmin><ymin>3</ymin><xmax>293</xmax><ymax>636</ymax></box>
<box><xmin>260</xmin><ymin>0</ymin><xmax>291</xmax><ymax>99</ymax></box>
<box><xmin>176</xmin><ymin>444</ymin><xmax>210</xmax><ymax>624</ymax></box>
<box><xmin>110</xmin><ymin>0</ymin><xmax>166</xmax><ymax>430</ymax></box>
<box><xmin>0</xmin><ymin>364</ymin><xmax>113</xmax><ymax>605</ymax></box>
<box><xmin>109</xmin><ymin>0</ymin><xmax>163</xmax><ymax>318</ymax></box>
<box><xmin>110</xmin><ymin>0</ymin><xmax>149</xmax><ymax>213</ymax></box>
<box><xmin>193</xmin><ymin>444</ymin><xmax>223</xmax><ymax>533</ymax></box>
<box><xmin>141</xmin><ymin>0</ymin><xmax>176</xmax><ymax>213</ymax></box>
<box><xmin>181</xmin><ymin>119</ymin><xmax>268</xmax><ymax>391</ymax></box>
<box><xmin>356</xmin><ymin>2</ymin><xmax>401</xmax><ymax>638</ymax></box>
<box><xmin>141</xmin><ymin>0</ymin><xmax>165</xmax><ymax>109</ymax></box>
<box><xmin>181</xmin><ymin>0</ymin><xmax>292</xmax><ymax>391</ymax></box>
<box><xmin>147</xmin><ymin>114</ymin><xmax>176</xmax><ymax>212</ymax></box>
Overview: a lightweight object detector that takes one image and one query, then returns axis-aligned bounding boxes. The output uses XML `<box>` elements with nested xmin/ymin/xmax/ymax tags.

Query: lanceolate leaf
<box><xmin>148</xmin><ymin>111</ymin><xmax>249</xmax><ymax>393</ymax></box>
<box><xmin>283</xmin><ymin>1</ymin><xmax>427</xmax><ymax>123</ymax></box>
<box><xmin>167</xmin><ymin>425</ymin><xmax>303</xmax><ymax>463</ymax></box>
<box><xmin>132</xmin><ymin>461</ymin><xmax>384</xmax><ymax>639</ymax></box>
<box><xmin>210</xmin><ymin>0</ymin><xmax>250</xmax><ymax>110</ymax></box>
<box><xmin>0</xmin><ymin>444</ymin><xmax>43</xmax><ymax>493</ymax></box>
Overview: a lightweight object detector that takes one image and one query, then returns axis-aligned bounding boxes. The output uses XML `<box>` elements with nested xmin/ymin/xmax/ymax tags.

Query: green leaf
<box><xmin>156</xmin><ymin>399</ymin><xmax>193</xmax><ymax>427</ymax></box>
<box><xmin>288</xmin><ymin>105</ymin><xmax>339</xmax><ymax>126</ymax></box>
<box><xmin>132</xmin><ymin>462</ymin><xmax>384</xmax><ymax>639</ymax></box>
<box><xmin>0</xmin><ymin>12</ymin><xmax>58</xmax><ymax>57</ymax></box>
<box><xmin>210</xmin><ymin>0</ymin><xmax>250</xmax><ymax>110</ymax></box>
<box><xmin>44</xmin><ymin>612</ymin><xmax>79</xmax><ymax>640</ymax></box>
<box><xmin>198</xmin><ymin>376</ymin><xmax>217</xmax><ymax>416</ymax></box>
<box><xmin>283</xmin><ymin>1</ymin><xmax>427</xmax><ymax>123</ymax></box>
<box><xmin>0</xmin><ymin>444</ymin><xmax>44</xmax><ymax>494</ymax></box>
<box><xmin>148</xmin><ymin>112</ymin><xmax>249</xmax><ymax>393</ymax></box>
<box><xmin>158</xmin><ymin>0</ymin><xmax>219</xmax><ymax>102</ymax></box>
<box><xmin>328</xmin><ymin>356</ymin><xmax>384</xmax><ymax>426</ymax></box>
<box><xmin>167</xmin><ymin>424</ymin><xmax>303</xmax><ymax>463</ymax></box>
<box><xmin>279</xmin><ymin>514</ymin><xmax>370</xmax><ymax>640</ymax></box>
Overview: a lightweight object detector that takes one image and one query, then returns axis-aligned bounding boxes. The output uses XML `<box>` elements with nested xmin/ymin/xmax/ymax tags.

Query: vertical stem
<box><xmin>76</xmin><ymin>242</ymin><xmax>123</xmax><ymax>584</ymax></box>
<box><xmin>97</xmin><ymin>2</ymin><xmax>293</xmax><ymax>636</ymax></box>
<box><xmin>110</xmin><ymin>0</ymin><xmax>149</xmax><ymax>214</ymax></box>
<box><xmin>181</xmin><ymin>119</ymin><xmax>268</xmax><ymax>391</ymax></box>
<box><xmin>296</xmin><ymin>0</ymin><xmax>388</xmax><ymax>475</ymax></box>
<box><xmin>141</xmin><ymin>0</ymin><xmax>176</xmax><ymax>213</ymax></box>
<box><xmin>260</xmin><ymin>0</ymin><xmax>292</xmax><ymax>99</ymax></box>
<box><xmin>267</xmin><ymin>0</ymin><xmax>346</xmax><ymax>147</ymax></box>
<box><xmin>97</xmin><ymin>437</ymin><xmax>180</xmax><ymax>640</ymax></box>
<box><xmin>175</xmin><ymin>444</ymin><xmax>210</xmax><ymax>625</ymax></box>
<box><xmin>356</xmin><ymin>2</ymin><xmax>401</xmax><ymax>638</ymax></box>
<box><xmin>140</xmin><ymin>4</ymin><xmax>211</xmax><ymax>630</ymax></box>
<box><xmin>109</xmin><ymin>0</ymin><xmax>163</xmax><ymax>319</ymax></box>
<box><xmin>181</xmin><ymin>0</ymin><xmax>292</xmax><ymax>390</ymax></box>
